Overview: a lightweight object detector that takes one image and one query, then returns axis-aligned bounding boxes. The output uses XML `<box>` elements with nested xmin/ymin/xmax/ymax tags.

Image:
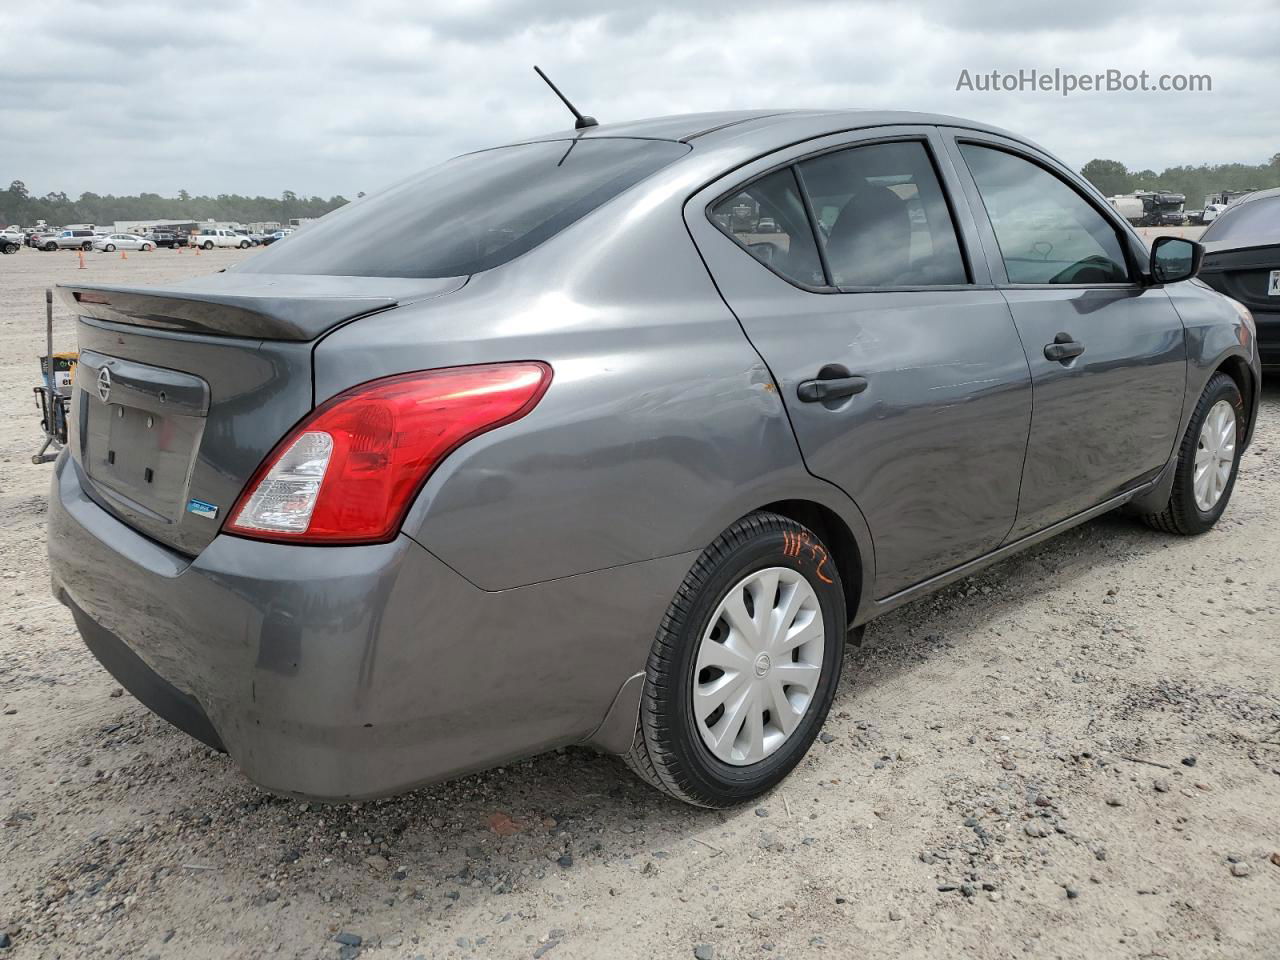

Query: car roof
<box><xmin>488</xmin><ymin>108</ymin><xmax>1056</xmax><ymax>176</ymax></box>
<box><xmin>512</xmin><ymin>108</ymin><xmax>1030</xmax><ymax>148</ymax></box>
<box><xmin>1228</xmin><ymin>186</ymin><xmax>1280</xmax><ymax>206</ymax></box>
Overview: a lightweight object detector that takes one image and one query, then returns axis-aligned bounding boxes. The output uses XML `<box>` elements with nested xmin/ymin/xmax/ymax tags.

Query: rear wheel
<box><xmin>104</xmin><ymin>243</ymin><xmax>115</xmax><ymax>252</ymax></box>
<box><xmin>1141</xmin><ymin>372</ymin><xmax>1244</xmax><ymax>535</ymax></box>
<box><xmin>81</xmin><ymin>241</ymin><xmax>92</xmax><ymax>251</ymax></box>
<box><xmin>43</xmin><ymin>242</ymin><xmax>56</xmax><ymax>251</ymax></box>
<box><xmin>626</xmin><ymin>511</ymin><xmax>846</xmax><ymax>807</ymax></box>
<box><xmin>141</xmin><ymin>243</ymin><xmax>153</xmax><ymax>251</ymax></box>
<box><xmin>238</xmin><ymin>240</ymin><xmax>250</xmax><ymax>249</ymax></box>
<box><xmin>202</xmin><ymin>241</ymin><xmax>213</xmax><ymax>250</ymax></box>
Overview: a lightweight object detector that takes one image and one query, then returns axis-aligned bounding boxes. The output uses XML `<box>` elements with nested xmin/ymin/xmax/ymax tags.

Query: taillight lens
<box><xmin>225</xmin><ymin>362</ymin><xmax>552</xmax><ymax>544</ymax></box>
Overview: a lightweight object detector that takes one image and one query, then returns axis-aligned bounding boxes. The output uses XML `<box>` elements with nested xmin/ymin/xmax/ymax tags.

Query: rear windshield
<box><xmin>237</xmin><ymin>138</ymin><xmax>691</xmax><ymax>279</ymax></box>
<box><xmin>1200</xmin><ymin>194</ymin><xmax>1280</xmax><ymax>245</ymax></box>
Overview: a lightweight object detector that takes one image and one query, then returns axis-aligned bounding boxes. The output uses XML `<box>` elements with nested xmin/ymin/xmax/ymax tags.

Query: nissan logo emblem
<box><xmin>97</xmin><ymin>366</ymin><xmax>112</xmax><ymax>404</ymax></box>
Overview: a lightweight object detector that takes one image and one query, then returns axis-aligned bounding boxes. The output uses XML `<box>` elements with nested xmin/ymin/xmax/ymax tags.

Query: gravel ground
<box><xmin>1</xmin><ymin>246</ymin><xmax>1278</xmax><ymax>959</ymax></box>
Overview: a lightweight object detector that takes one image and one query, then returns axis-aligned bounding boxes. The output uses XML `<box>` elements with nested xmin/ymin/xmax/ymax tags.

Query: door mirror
<box><xmin>1150</xmin><ymin>236</ymin><xmax>1204</xmax><ymax>284</ymax></box>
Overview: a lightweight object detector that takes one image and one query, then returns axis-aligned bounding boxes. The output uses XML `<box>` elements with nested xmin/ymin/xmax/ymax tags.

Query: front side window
<box><xmin>960</xmin><ymin>144</ymin><xmax>1130</xmax><ymax>284</ymax></box>
<box><xmin>796</xmin><ymin>140</ymin><xmax>968</xmax><ymax>288</ymax></box>
<box><xmin>710</xmin><ymin>168</ymin><xmax>824</xmax><ymax>287</ymax></box>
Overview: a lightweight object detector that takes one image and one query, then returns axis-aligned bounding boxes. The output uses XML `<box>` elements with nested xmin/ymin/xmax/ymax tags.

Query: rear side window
<box><xmin>960</xmin><ymin>144</ymin><xmax>1130</xmax><ymax>284</ymax></box>
<box><xmin>237</xmin><ymin>138</ymin><xmax>690</xmax><ymax>279</ymax></box>
<box><xmin>710</xmin><ymin>169</ymin><xmax>825</xmax><ymax>287</ymax></box>
<box><xmin>796</xmin><ymin>141</ymin><xmax>968</xmax><ymax>287</ymax></box>
<box><xmin>1200</xmin><ymin>194</ymin><xmax>1280</xmax><ymax>245</ymax></box>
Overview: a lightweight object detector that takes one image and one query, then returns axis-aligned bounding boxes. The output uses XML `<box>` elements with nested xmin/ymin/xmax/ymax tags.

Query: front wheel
<box><xmin>626</xmin><ymin>511</ymin><xmax>846</xmax><ymax>807</ymax></box>
<box><xmin>1141</xmin><ymin>372</ymin><xmax>1244</xmax><ymax>535</ymax></box>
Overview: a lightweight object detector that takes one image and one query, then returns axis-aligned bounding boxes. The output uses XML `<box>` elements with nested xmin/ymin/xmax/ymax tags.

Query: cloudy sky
<box><xmin>2</xmin><ymin>0</ymin><xmax>1276</xmax><ymax>199</ymax></box>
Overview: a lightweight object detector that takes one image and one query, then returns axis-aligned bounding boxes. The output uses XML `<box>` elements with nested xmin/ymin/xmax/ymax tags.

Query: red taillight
<box><xmin>225</xmin><ymin>362</ymin><xmax>552</xmax><ymax>544</ymax></box>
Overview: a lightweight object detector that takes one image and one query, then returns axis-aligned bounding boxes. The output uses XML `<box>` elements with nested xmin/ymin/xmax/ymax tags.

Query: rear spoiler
<box><xmin>57</xmin><ymin>273</ymin><xmax>467</xmax><ymax>341</ymax></box>
<box><xmin>1199</xmin><ymin>239</ymin><xmax>1280</xmax><ymax>265</ymax></box>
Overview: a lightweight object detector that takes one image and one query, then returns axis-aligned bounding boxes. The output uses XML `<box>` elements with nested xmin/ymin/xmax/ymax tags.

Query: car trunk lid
<box><xmin>61</xmin><ymin>272</ymin><xmax>465</xmax><ymax>341</ymax></box>
<box><xmin>58</xmin><ymin>274</ymin><xmax>465</xmax><ymax>554</ymax></box>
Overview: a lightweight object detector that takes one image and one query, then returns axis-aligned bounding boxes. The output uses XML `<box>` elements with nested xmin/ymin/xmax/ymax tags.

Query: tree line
<box><xmin>6</xmin><ymin>150</ymin><xmax>1279</xmax><ymax>229</ymax></box>
<box><xmin>1080</xmin><ymin>153</ymin><xmax>1280</xmax><ymax>204</ymax></box>
<box><xmin>1</xmin><ymin>180</ymin><xmax>360</xmax><ymax>228</ymax></box>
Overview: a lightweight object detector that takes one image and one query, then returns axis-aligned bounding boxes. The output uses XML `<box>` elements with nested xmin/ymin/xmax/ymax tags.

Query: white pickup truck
<box><xmin>190</xmin><ymin>228</ymin><xmax>252</xmax><ymax>250</ymax></box>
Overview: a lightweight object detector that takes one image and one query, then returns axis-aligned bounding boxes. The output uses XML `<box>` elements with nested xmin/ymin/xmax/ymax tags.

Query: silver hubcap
<box><xmin>1193</xmin><ymin>399</ymin><xmax>1237</xmax><ymax>511</ymax></box>
<box><xmin>693</xmin><ymin>566</ymin><xmax>825</xmax><ymax>766</ymax></box>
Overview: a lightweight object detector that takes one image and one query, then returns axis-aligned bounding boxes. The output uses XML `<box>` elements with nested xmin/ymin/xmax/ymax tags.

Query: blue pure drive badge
<box><xmin>187</xmin><ymin>498</ymin><xmax>219</xmax><ymax>520</ymax></box>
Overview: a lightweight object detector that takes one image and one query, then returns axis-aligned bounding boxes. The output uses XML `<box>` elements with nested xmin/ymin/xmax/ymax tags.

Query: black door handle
<box><xmin>1044</xmin><ymin>332</ymin><xmax>1085</xmax><ymax>363</ymax></box>
<box><xmin>797</xmin><ymin>375</ymin><xmax>869</xmax><ymax>403</ymax></box>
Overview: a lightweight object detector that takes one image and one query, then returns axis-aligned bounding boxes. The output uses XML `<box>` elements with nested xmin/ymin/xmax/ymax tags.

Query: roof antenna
<box><xmin>533</xmin><ymin>65</ymin><xmax>598</xmax><ymax>130</ymax></box>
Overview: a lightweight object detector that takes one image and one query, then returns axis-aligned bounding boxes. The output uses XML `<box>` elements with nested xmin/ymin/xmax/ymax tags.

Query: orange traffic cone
<box><xmin>195</xmin><ymin>245</ymin><xmax>201</xmax><ymax>256</ymax></box>
<box><xmin>78</xmin><ymin>251</ymin><xmax>86</xmax><ymax>269</ymax></box>
<box><xmin>121</xmin><ymin>250</ymin><xmax>128</xmax><ymax>260</ymax></box>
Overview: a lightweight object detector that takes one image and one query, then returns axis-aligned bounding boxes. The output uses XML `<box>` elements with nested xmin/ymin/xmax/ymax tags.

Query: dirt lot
<box><xmin>1</xmin><ymin>246</ymin><xmax>1278</xmax><ymax>960</ymax></box>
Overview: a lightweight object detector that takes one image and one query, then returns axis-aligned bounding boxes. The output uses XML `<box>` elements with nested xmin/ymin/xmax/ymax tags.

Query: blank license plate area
<box><xmin>84</xmin><ymin>401</ymin><xmax>202</xmax><ymax>521</ymax></box>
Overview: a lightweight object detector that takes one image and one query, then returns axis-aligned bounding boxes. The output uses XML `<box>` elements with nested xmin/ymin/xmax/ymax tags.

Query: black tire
<box><xmin>104</xmin><ymin>244</ymin><xmax>115</xmax><ymax>252</ymax></box>
<box><xmin>43</xmin><ymin>242</ymin><xmax>56</xmax><ymax>252</ymax></box>
<box><xmin>238</xmin><ymin>240</ymin><xmax>249</xmax><ymax>249</ymax></box>
<box><xmin>141</xmin><ymin>243</ymin><xmax>152</xmax><ymax>251</ymax></box>
<box><xmin>1141</xmin><ymin>372</ymin><xmax>1244</xmax><ymax>535</ymax></box>
<box><xmin>81</xmin><ymin>241</ymin><xmax>92</xmax><ymax>251</ymax></box>
<box><xmin>626</xmin><ymin>511</ymin><xmax>846</xmax><ymax>807</ymax></box>
<box><xmin>202</xmin><ymin>241</ymin><xmax>213</xmax><ymax>250</ymax></box>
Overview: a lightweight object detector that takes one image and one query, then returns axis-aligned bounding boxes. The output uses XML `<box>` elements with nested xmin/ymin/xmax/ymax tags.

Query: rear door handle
<box><xmin>797</xmin><ymin>375</ymin><xmax>869</xmax><ymax>403</ymax></box>
<box><xmin>1043</xmin><ymin>332</ymin><xmax>1085</xmax><ymax>363</ymax></box>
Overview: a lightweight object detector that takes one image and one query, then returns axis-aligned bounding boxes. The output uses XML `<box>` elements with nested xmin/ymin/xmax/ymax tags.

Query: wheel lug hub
<box><xmin>753</xmin><ymin>653</ymin><xmax>772</xmax><ymax>677</ymax></box>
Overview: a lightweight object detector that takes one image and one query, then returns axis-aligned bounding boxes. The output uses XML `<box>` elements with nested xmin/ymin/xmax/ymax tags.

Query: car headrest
<box><xmin>826</xmin><ymin>185</ymin><xmax>912</xmax><ymax>286</ymax></box>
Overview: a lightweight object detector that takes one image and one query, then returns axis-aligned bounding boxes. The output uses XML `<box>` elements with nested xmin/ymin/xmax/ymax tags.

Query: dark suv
<box><xmin>145</xmin><ymin>232</ymin><xmax>187</xmax><ymax>249</ymax></box>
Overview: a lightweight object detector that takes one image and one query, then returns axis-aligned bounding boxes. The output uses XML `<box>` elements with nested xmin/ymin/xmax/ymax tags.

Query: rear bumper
<box><xmin>1253</xmin><ymin>309</ymin><xmax>1280</xmax><ymax>367</ymax></box>
<box><xmin>49</xmin><ymin>453</ymin><xmax>688</xmax><ymax>799</ymax></box>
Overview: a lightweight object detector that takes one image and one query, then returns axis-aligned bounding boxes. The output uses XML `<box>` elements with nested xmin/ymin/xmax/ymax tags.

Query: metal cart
<box><xmin>32</xmin><ymin>288</ymin><xmax>78</xmax><ymax>464</ymax></box>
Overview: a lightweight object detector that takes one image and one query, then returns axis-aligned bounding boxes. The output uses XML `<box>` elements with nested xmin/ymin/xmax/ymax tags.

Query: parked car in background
<box><xmin>42</xmin><ymin>229</ymin><xmax>96</xmax><ymax>251</ymax></box>
<box><xmin>1199</xmin><ymin>186</ymin><xmax>1280</xmax><ymax>368</ymax></box>
<box><xmin>144</xmin><ymin>232</ymin><xmax>187</xmax><ymax>249</ymax></box>
<box><xmin>1</xmin><ymin>235</ymin><xmax>19</xmax><ymax>255</ymax></box>
<box><xmin>260</xmin><ymin>229</ymin><xmax>293</xmax><ymax>246</ymax></box>
<box><xmin>1202</xmin><ymin>202</ymin><xmax>1228</xmax><ymax>224</ymax></box>
<box><xmin>92</xmin><ymin>234</ymin><xmax>155</xmax><ymax>253</ymax></box>
<box><xmin>233</xmin><ymin>230</ymin><xmax>260</xmax><ymax>246</ymax></box>
<box><xmin>49</xmin><ymin>109</ymin><xmax>1259</xmax><ymax>809</ymax></box>
<box><xmin>191</xmin><ymin>228</ymin><xmax>252</xmax><ymax>250</ymax></box>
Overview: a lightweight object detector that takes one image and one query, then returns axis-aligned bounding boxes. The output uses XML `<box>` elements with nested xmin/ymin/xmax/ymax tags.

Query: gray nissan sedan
<box><xmin>49</xmin><ymin>110</ymin><xmax>1260</xmax><ymax>808</ymax></box>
